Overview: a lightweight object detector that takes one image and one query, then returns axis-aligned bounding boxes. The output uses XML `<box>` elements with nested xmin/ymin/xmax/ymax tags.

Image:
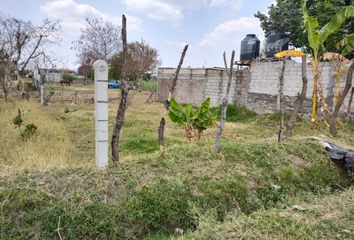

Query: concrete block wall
<box><xmin>157</xmin><ymin>67</ymin><xmax>244</xmax><ymax>107</ymax></box>
<box><xmin>247</xmin><ymin>61</ymin><xmax>338</xmax><ymax>113</ymax></box>
<box><xmin>157</xmin><ymin>61</ymin><xmax>353</xmax><ymax>115</ymax></box>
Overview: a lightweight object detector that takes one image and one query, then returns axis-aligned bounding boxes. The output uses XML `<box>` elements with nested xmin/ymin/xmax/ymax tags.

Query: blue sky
<box><xmin>0</xmin><ymin>0</ymin><xmax>274</xmax><ymax>70</ymax></box>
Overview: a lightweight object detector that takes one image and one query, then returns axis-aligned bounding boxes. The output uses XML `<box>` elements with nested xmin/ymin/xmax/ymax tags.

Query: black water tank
<box><xmin>265</xmin><ymin>30</ymin><xmax>290</xmax><ymax>58</ymax></box>
<box><xmin>240</xmin><ymin>34</ymin><xmax>260</xmax><ymax>61</ymax></box>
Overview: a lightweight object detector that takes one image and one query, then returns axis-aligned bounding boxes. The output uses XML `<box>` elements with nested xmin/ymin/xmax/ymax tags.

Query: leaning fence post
<box><xmin>93</xmin><ymin>60</ymin><xmax>109</xmax><ymax>169</ymax></box>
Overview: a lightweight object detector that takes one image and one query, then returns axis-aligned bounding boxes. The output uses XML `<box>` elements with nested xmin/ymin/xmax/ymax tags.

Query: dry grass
<box><xmin>0</xmin><ymin>100</ymin><xmax>95</xmax><ymax>175</ymax></box>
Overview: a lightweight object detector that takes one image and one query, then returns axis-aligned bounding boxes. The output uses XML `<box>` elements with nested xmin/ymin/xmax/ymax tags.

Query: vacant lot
<box><xmin>1</xmin><ymin>84</ymin><xmax>353</xmax><ymax>239</ymax></box>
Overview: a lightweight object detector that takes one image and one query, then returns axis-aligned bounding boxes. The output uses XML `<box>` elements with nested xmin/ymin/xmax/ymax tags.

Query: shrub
<box><xmin>12</xmin><ymin>109</ymin><xmax>38</xmax><ymax>140</ymax></box>
<box><xmin>61</xmin><ymin>72</ymin><xmax>75</xmax><ymax>82</ymax></box>
<box><xmin>23</xmin><ymin>123</ymin><xmax>38</xmax><ymax>138</ymax></box>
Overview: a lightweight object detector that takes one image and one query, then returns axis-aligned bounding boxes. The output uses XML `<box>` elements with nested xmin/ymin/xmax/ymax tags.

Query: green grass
<box><xmin>211</xmin><ymin>104</ymin><xmax>257</xmax><ymax>123</ymax></box>
<box><xmin>138</xmin><ymin>80</ymin><xmax>158</xmax><ymax>91</ymax></box>
<box><xmin>1</xmin><ymin>85</ymin><xmax>354</xmax><ymax>239</ymax></box>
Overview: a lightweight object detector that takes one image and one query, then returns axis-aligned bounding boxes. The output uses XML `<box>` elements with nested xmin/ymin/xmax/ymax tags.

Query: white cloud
<box><xmin>40</xmin><ymin>0</ymin><xmax>142</xmax><ymax>32</ymax></box>
<box><xmin>199</xmin><ymin>17</ymin><xmax>262</xmax><ymax>47</ymax></box>
<box><xmin>122</xmin><ymin>0</ymin><xmax>183</xmax><ymax>23</ymax></box>
<box><xmin>209</xmin><ymin>0</ymin><xmax>243</xmax><ymax>11</ymax></box>
<box><xmin>190</xmin><ymin>17</ymin><xmax>264</xmax><ymax>65</ymax></box>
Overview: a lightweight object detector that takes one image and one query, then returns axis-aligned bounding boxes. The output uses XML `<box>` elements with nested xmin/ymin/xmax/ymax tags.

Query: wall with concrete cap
<box><xmin>157</xmin><ymin>61</ymin><xmax>354</xmax><ymax>115</ymax></box>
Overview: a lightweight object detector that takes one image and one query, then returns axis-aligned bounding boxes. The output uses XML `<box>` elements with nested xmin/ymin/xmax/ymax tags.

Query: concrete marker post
<box><xmin>93</xmin><ymin>60</ymin><xmax>109</xmax><ymax>169</ymax></box>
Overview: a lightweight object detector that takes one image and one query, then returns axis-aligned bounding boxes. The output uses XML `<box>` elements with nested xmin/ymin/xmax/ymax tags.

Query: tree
<box><xmin>255</xmin><ymin>0</ymin><xmax>354</xmax><ymax>58</ymax></box>
<box><xmin>0</xmin><ymin>16</ymin><xmax>61</xmax><ymax>100</ymax></box>
<box><xmin>126</xmin><ymin>39</ymin><xmax>161</xmax><ymax>85</ymax></box>
<box><xmin>73</xmin><ymin>18</ymin><xmax>121</xmax><ymax>69</ymax></box>
<box><xmin>108</xmin><ymin>52</ymin><xmax>122</xmax><ymax>80</ymax></box>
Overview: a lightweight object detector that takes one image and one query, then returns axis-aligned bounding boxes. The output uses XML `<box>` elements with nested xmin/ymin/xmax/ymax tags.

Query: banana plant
<box><xmin>302</xmin><ymin>0</ymin><xmax>354</xmax><ymax>122</ymax></box>
<box><xmin>168</xmin><ymin>97</ymin><xmax>215</xmax><ymax>144</ymax></box>
<box><xmin>192</xmin><ymin>97</ymin><xmax>216</xmax><ymax>140</ymax></box>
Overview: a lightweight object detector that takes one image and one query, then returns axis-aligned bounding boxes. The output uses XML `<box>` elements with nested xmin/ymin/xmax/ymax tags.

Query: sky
<box><xmin>0</xmin><ymin>0</ymin><xmax>275</xmax><ymax>70</ymax></box>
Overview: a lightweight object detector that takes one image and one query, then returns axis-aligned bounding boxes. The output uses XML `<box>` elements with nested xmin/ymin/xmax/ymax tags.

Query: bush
<box><xmin>23</xmin><ymin>123</ymin><xmax>38</xmax><ymax>138</ymax></box>
<box><xmin>61</xmin><ymin>72</ymin><xmax>75</xmax><ymax>82</ymax></box>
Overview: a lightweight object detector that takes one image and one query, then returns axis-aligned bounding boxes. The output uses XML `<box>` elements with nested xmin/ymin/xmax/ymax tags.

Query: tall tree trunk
<box><xmin>215</xmin><ymin>50</ymin><xmax>235</xmax><ymax>153</ymax></box>
<box><xmin>346</xmin><ymin>87</ymin><xmax>354</xmax><ymax>122</ymax></box>
<box><xmin>111</xmin><ymin>15</ymin><xmax>128</xmax><ymax>164</ymax></box>
<box><xmin>158</xmin><ymin>45</ymin><xmax>188</xmax><ymax>154</ymax></box>
<box><xmin>329</xmin><ymin>62</ymin><xmax>354</xmax><ymax>136</ymax></box>
<box><xmin>278</xmin><ymin>60</ymin><xmax>286</xmax><ymax>142</ymax></box>
<box><xmin>286</xmin><ymin>56</ymin><xmax>308</xmax><ymax>139</ymax></box>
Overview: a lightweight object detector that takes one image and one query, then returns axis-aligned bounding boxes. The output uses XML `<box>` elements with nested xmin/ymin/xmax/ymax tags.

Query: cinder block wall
<box><xmin>157</xmin><ymin>61</ymin><xmax>353</xmax><ymax>114</ymax></box>
<box><xmin>157</xmin><ymin>67</ymin><xmax>247</xmax><ymax>107</ymax></box>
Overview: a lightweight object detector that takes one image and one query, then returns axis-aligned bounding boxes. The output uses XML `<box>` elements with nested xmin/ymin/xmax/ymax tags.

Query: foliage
<box><xmin>168</xmin><ymin>97</ymin><xmax>215</xmax><ymax>142</ymax></box>
<box><xmin>255</xmin><ymin>0</ymin><xmax>354</xmax><ymax>58</ymax></box>
<box><xmin>126</xmin><ymin>39</ymin><xmax>161</xmax><ymax>83</ymax></box>
<box><xmin>12</xmin><ymin>109</ymin><xmax>37</xmax><ymax>139</ymax></box>
<box><xmin>138</xmin><ymin>80</ymin><xmax>157</xmax><ymax>91</ymax></box>
<box><xmin>108</xmin><ymin>53</ymin><xmax>122</xmax><ymax>80</ymax></box>
<box><xmin>301</xmin><ymin>0</ymin><xmax>354</xmax><ymax>122</ymax></box>
<box><xmin>12</xmin><ymin>109</ymin><xmax>24</xmax><ymax>129</ymax></box>
<box><xmin>61</xmin><ymin>72</ymin><xmax>75</xmax><ymax>82</ymax></box>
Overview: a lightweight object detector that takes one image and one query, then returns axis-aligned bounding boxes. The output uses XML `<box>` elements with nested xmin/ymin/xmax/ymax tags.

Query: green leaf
<box><xmin>168</xmin><ymin>98</ymin><xmax>186</xmax><ymax>126</ymax></box>
<box><xmin>319</xmin><ymin>6</ymin><xmax>354</xmax><ymax>43</ymax></box>
<box><xmin>302</xmin><ymin>0</ymin><xmax>320</xmax><ymax>58</ymax></box>
<box><xmin>338</xmin><ymin>34</ymin><xmax>354</xmax><ymax>57</ymax></box>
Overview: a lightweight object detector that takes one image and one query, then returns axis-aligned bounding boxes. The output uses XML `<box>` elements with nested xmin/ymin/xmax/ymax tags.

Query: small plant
<box><xmin>13</xmin><ymin>109</ymin><xmax>37</xmax><ymax>139</ymax></box>
<box><xmin>64</xmin><ymin>107</ymin><xmax>70</xmax><ymax>113</ymax></box>
<box><xmin>23</xmin><ymin>123</ymin><xmax>37</xmax><ymax>138</ymax></box>
<box><xmin>168</xmin><ymin>97</ymin><xmax>215</xmax><ymax>143</ymax></box>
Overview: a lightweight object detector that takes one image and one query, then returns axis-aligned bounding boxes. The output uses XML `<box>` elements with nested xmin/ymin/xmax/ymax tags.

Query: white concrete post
<box><xmin>93</xmin><ymin>60</ymin><xmax>109</xmax><ymax>169</ymax></box>
<box><xmin>40</xmin><ymin>84</ymin><xmax>44</xmax><ymax>104</ymax></box>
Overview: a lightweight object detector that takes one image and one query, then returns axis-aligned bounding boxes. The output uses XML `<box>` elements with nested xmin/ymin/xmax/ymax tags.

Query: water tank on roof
<box><xmin>240</xmin><ymin>34</ymin><xmax>260</xmax><ymax>61</ymax></box>
<box><xmin>265</xmin><ymin>30</ymin><xmax>290</xmax><ymax>58</ymax></box>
